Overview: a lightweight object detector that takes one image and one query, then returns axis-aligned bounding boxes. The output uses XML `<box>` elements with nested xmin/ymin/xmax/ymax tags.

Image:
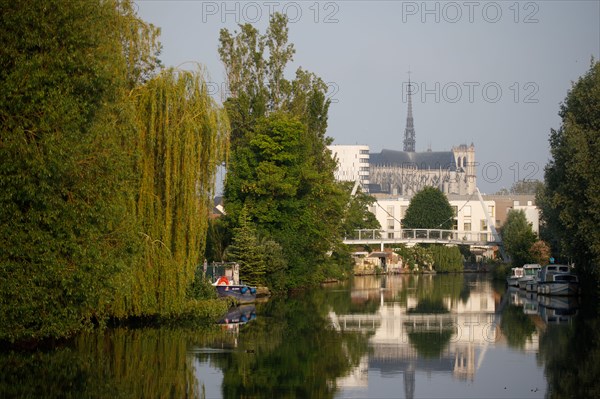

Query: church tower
<box><xmin>403</xmin><ymin>75</ymin><xmax>416</xmax><ymax>152</ymax></box>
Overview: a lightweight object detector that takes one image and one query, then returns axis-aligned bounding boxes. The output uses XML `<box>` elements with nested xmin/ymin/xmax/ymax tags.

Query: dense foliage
<box><xmin>340</xmin><ymin>184</ymin><xmax>381</xmax><ymax>237</ymax></box>
<box><xmin>496</xmin><ymin>179</ymin><xmax>544</xmax><ymax>195</ymax></box>
<box><xmin>403</xmin><ymin>187</ymin><xmax>454</xmax><ymax>229</ymax></box>
<box><xmin>0</xmin><ymin>0</ymin><xmax>139</xmax><ymax>342</ymax></box>
<box><xmin>500</xmin><ymin>209</ymin><xmax>537</xmax><ymax>267</ymax></box>
<box><xmin>538</xmin><ymin>60</ymin><xmax>600</xmax><ymax>292</ymax></box>
<box><xmin>430</xmin><ymin>245</ymin><xmax>464</xmax><ymax>272</ymax></box>
<box><xmin>219</xmin><ymin>15</ymin><xmax>351</xmax><ymax>288</ymax></box>
<box><xmin>0</xmin><ymin>0</ymin><xmax>228</xmax><ymax>342</ymax></box>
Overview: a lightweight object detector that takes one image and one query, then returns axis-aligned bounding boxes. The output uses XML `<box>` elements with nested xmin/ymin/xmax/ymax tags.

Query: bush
<box><xmin>431</xmin><ymin>245</ymin><xmax>464</xmax><ymax>272</ymax></box>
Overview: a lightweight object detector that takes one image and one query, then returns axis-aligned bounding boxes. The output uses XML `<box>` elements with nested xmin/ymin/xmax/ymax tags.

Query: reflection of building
<box><xmin>334</xmin><ymin>275</ymin><xmax>542</xmax><ymax>395</ymax></box>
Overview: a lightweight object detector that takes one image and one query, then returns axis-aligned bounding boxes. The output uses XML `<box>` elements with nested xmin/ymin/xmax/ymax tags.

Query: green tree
<box><xmin>403</xmin><ymin>187</ymin><xmax>454</xmax><ymax>229</ymax></box>
<box><xmin>501</xmin><ymin>210</ymin><xmax>536</xmax><ymax>267</ymax></box>
<box><xmin>538</xmin><ymin>60</ymin><xmax>600</xmax><ymax>290</ymax></box>
<box><xmin>114</xmin><ymin>68</ymin><xmax>229</xmax><ymax>317</ymax></box>
<box><xmin>340</xmin><ymin>184</ymin><xmax>381</xmax><ymax>237</ymax></box>
<box><xmin>430</xmin><ymin>245</ymin><xmax>464</xmax><ymax>272</ymax></box>
<box><xmin>496</xmin><ymin>179</ymin><xmax>544</xmax><ymax>195</ymax></box>
<box><xmin>0</xmin><ymin>0</ymin><xmax>141</xmax><ymax>342</ymax></box>
<box><xmin>219</xmin><ymin>14</ymin><xmax>347</xmax><ymax>288</ymax></box>
<box><xmin>226</xmin><ymin>209</ymin><xmax>269</xmax><ymax>287</ymax></box>
<box><xmin>0</xmin><ymin>0</ymin><xmax>228</xmax><ymax>342</ymax></box>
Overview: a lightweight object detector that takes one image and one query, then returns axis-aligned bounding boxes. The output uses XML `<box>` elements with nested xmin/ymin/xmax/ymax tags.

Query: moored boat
<box><xmin>518</xmin><ymin>264</ymin><xmax>542</xmax><ymax>290</ymax></box>
<box><xmin>506</xmin><ymin>267</ymin><xmax>524</xmax><ymax>287</ymax></box>
<box><xmin>537</xmin><ymin>264</ymin><xmax>579</xmax><ymax>296</ymax></box>
<box><xmin>213</xmin><ymin>276</ymin><xmax>257</xmax><ymax>303</ymax></box>
<box><xmin>207</xmin><ymin>262</ymin><xmax>258</xmax><ymax>303</ymax></box>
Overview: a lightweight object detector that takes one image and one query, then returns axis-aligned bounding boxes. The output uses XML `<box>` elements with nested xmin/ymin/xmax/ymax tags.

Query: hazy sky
<box><xmin>136</xmin><ymin>1</ymin><xmax>599</xmax><ymax>193</ymax></box>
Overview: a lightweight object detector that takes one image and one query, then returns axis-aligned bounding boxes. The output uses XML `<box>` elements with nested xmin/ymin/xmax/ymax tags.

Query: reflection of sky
<box><xmin>337</xmin><ymin>348</ymin><xmax>545</xmax><ymax>398</ymax></box>
<box><xmin>193</xmin><ymin>358</ymin><xmax>224</xmax><ymax>399</ymax></box>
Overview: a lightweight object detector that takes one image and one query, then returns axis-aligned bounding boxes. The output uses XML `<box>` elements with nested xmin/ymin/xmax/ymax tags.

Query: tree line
<box><xmin>0</xmin><ymin>0</ymin><xmax>229</xmax><ymax>343</ymax></box>
<box><xmin>0</xmin><ymin>1</ymin><xmax>376</xmax><ymax>343</ymax></box>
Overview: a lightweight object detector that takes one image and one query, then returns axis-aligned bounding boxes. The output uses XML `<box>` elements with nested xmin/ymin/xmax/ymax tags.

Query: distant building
<box><xmin>327</xmin><ymin>144</ymin><xmax>370</xmax><ymax>191</ymax></box>
<box><xmin>369</xmin><ymin>144</ymin><xmax>476</xmax><ymax>196</ymax></box>
<box><xmin>482</xmin><ymin>194</ymin><xmax>539</xmax><ymax>233</ymax></box>
<box><xmin>369</xmin><ymin>194</ymin><xmax>497</xmax><ymax>242</ymax></box>
<box><xmin>369</xmin><ymin>78</ymin><xmax>476</xmax><ymax>196</ymax></box>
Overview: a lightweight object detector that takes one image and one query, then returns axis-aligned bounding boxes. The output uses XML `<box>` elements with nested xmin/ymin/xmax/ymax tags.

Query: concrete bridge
<box><xmin>343</xmin><ymin>229</ymin><xmax>500</xmax><ymax>249</ymax></box>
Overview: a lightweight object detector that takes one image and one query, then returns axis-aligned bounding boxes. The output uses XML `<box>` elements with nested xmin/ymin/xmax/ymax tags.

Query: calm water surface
<box><xmin>2</xmin><ymin>274</ymin><xmax>598</xmax><ymax>398</ymax></box>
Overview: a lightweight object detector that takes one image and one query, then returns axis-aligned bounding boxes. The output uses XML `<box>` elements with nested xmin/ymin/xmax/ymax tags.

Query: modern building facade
<box><xmin>327</xmin><ymin>144</ymin><xmax>370</xmax><ymax>190</ymax></box>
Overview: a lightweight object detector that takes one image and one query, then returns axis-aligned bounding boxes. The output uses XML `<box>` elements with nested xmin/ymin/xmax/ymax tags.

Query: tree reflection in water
<box><xmin>538</xmin><ymin>301</ymin><xmax>600</xmax><ymax>398</ymax></box>
<box><xmin>500</xmin><ymin>304</ymin><xmax>537</xmax><ymax>349</ymax></box>
<box><xmin>0</xmin><ymin>328</ymin><xmax>205</xmax><ymax>398</ymax></box>
<box><xmin>211</xmin><ymin>291</ymin><xmax>370</xmax><ymax>398</ymax></box>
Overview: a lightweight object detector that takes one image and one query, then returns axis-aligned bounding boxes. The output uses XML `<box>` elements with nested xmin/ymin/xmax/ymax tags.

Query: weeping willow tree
<box><xmin>111</xmin><ymin>68</ymin><xmax>229</xmax><ymax>317</ymax></box>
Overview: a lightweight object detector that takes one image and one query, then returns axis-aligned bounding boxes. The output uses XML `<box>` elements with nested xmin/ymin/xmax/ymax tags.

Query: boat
<box><xmin>213</xmin><ymin>275</ymin><xmax>257</xmax><ymax>303</ymax></box>
<box><xmin>537</xmin><ymin>264</ymin><xmax>579</xmax><ymax>296</ymax></box>
<box><xmin>206</xmin><ymin>262</ymin><xmax>258</xmax><ymax>303</ymax></box>
<box><xmin>517</xmin><ymin>264</ymin><xmax>542</xmax><ymax>290</ymax></box>
<box><xmin>506</xmin><ymin>267</ymin><xmax>524</xmax><ymax>287</ymax></box>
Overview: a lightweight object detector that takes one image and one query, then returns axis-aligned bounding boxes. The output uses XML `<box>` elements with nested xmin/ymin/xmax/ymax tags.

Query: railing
<box><xmin>344</xmin><ymin>229</ymin><xmax>499</xmax><ymax>245</ymax></box>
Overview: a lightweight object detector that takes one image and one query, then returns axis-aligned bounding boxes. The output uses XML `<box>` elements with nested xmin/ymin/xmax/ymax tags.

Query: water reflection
<box><xmin>1</xmin><ymin>274</ymin><xmax>598</xmax><ymax>398</ymax></box>
<box><xmin>332</xmin><ymin>274</ymin><xmax>501</xmax><ymax>397</ymax></box>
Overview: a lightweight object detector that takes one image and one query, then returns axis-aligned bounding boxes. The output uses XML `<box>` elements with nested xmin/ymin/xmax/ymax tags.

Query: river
<box><xmin>1</xmin><ymin>273</ymin><xmax>598</xmax><ymax>398</ymax></box>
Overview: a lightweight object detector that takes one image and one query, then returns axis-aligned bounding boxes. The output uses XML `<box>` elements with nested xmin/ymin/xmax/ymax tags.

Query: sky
<box><xmin>136</xmin><ymin>0</ymin><xmax>600</xmax><ymax>193</ymax></box>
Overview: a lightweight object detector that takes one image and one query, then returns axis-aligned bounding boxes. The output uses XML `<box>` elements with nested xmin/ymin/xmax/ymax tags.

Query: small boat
<box><xmin>517</xmin><ymin>264</ymin><xmax>542</xmax><ymax>290</ymax></box>
<box><xmin>213</xmin><ymin>276</ymin><xmax>257</xmax><ymax>303</ymax></box>
<box><xmin>206</xmin><ymin>262</ymin><xmax>258</xmax><ymax>303</ymax></box>
<box><xmin>506</xmin><ymin>267</ymin><xmax>524</xmax><ymax>287</ymax></box>
<box><xmin>537</xmin><ymin>264</ymin><xmax>579</xmax><ymax>296</ymax></box>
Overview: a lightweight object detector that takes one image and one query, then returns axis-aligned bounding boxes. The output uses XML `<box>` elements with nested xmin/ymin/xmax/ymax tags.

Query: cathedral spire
<box><xmin>403</xmin><ymin>70</ymin><xmax>416</xmax><ymax>152</ymax></box>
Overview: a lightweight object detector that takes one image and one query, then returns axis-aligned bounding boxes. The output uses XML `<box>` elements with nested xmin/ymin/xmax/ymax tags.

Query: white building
<box><xmin>369</xmin><ymin>194</ymin><xmax>496</xmax><ymax>242</ymax></box>
<box><xmin>328</xmin><ymin>144</ymin><xmax>370</xmax><ymax>191</ymax></box>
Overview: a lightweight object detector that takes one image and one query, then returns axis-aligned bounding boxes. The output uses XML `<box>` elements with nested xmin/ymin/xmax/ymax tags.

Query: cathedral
<box><xmin>369</xmin><ymin>80</ymin><xmax>477</xmax><ymax>196</ymax></box>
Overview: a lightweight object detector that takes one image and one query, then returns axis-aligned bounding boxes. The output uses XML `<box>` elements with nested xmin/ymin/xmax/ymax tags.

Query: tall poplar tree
<box><xmin>219</xmin><ymin>14</ymin><xmax>348</xmax><ymax>287</ymax></box>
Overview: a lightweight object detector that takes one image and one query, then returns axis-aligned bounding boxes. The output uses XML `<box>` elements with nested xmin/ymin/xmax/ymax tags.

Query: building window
<box><xmin>400</xmin><ymin>206</ymin><xmax>408</xmax><ymax>219</ymax></box>
<box><xmin>360</xmin><ymin>149</ymin><xmax>369</xmax><ymax>154</ymax></box>
<box><xmin>463</xmin><ymin>205</ymin><xmax>471</xmax><ymax>217</ymax></box>
<box><xmin>488</xmin><ymin>205</ymin><xmax>495</xmax><ymax>218</ymax></box>
<box><xmin>387</xmin><ymin>206</ymin><xmax>394</xmax><ymax>217</ymax></box>
<box><xmin>452</xmin><ymin>220</ymin><xmax>458</xmax><ymax>230</ymax></box>
<box><xmin>387</xmin><ymin>220</ymin><xmax>394</xmax><ymax>230</ymax></box>
<box><xmin>464</xmin><ymin>222</ymin><xmax>471</xmax><ymax>231</ymax></box>
<box><xmin>452</xmin><ymin>206</ymin><xmax>458</xmax><ymax>217</ymax></box>
<box><xmin>480</xmin><ymin>219</ymin><xmax>488</xmax><ymax>231</ymax></box>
